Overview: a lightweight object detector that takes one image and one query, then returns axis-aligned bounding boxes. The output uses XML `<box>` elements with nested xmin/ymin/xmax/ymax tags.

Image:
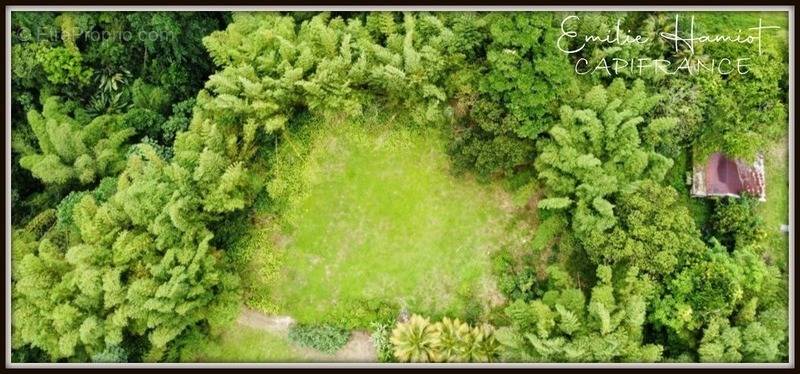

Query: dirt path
<box><xmin>235</xmin><ymin>308</ymin><xmax>377</xmax><ymax>362</ymax></box>
<box><xmin>237</xmin><ymin>309</ymin><xmax>295</xmax><ymax>334</ymax></box>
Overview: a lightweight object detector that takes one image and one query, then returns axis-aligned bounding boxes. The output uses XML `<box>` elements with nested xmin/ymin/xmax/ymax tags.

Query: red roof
<box><xmin>691</xmin><ymin>152</ymin><xmax>765</xmax><ymax>201</ymax></box>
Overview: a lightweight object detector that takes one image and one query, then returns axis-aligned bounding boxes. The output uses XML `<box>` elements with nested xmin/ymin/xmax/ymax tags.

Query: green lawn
<box><xmin>182</xmin><ymin>325</ymin><xmax>304</xmax><ymax>363</ymax></box>
<box><xmin>758</xmin><ymin>138</ymin><xmax>790</xmax><ymax>270</ymax></box>
<box><xmin>255</xmin><ymin>115</ymin><xmax>512</xmax><ymax>327</ymax></box>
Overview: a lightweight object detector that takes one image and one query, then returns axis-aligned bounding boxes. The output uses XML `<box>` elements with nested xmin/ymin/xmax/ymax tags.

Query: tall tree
<box><xmin>495</xmin><ymin>265</ymin><xmax>663</xmax><ymax>362</ymax></box>
<box><xmin>15</xmin><ymin>96</ymin><xmax>134</xmax><ymax>186</ymax></box>
<box><xmin>534</xmin><ymin>79</ymin><xmax>676</xmax><ymax>242</ymax></box>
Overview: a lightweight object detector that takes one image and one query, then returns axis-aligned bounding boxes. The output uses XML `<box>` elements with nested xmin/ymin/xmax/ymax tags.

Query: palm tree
<box><xmin>466</xmin><ymin>324</ymin><xmax>502</xmax><ymax>362</ymax></box>
<box><xmin>431</xmin><ymin>317</ymin><xmax>471</xmax><ymax>362</ymax></box>
<box><xmin>390</xmin><ymin>314</ymin><xmax>437</xmax><ymax>362</ymax></box>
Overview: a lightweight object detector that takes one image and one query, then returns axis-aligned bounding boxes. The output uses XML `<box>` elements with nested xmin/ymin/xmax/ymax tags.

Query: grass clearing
<box><xmin>182</xmin><ymin>325</ymin><xmax>304</xmax><ymax>363</ymax></box>
<box><xmin>253</xmin><ymin>114</ymin><xmax>513</xmax><ymax>327</ymax></box>
<box><xmin>758</xmin><ymin>138</ymin><xmax>790</xmax><ymax>270</ymax></box>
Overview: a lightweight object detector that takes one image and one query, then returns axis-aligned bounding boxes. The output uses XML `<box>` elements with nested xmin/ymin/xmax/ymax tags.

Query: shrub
<box><xmin>710</xmin><ymin>197</ymin><xmax>767</xmax><ymax>250</ymax></box>
<box><xmin>161</xmin><ymin>98</ymin><xmax>195</xmax><ymax>143</ymax></box>
<box><xmin>91</xmin><ymin>345</ymin><xmax>129</xmax><ymax>363</ymax></box>
<box><xmin>492</xmin><ymin>250</ymin><xmax>538</xmax><ymax>301</ymax></box>
<box><xmin>287</xmin><ymin>324</ymin><xmax>351</xmax><ymax>355</ymax></box>
<box><xmin>123</xmin><ymin>108</ymin><xmax>166</xmax><ymax>140</ymax></box>
<box><xmin>130</xmin><ymin>78</ymin><xmax>172</xmax><ymax>114</ymax></box>
<box><xmin>370</xmin><ymin>321</ymin><xmax>395</xmax><ymax>363</ymax></box>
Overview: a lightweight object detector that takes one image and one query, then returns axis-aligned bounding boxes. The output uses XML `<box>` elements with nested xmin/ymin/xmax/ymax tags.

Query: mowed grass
<box><xmin>263</xmin><ymin>118</ymin><xmax>511</xmax><ymax>325</ymax></box>
<box><xmin>758</xmin><ymin>138</ymin><xmax>789</xmax><ymax>270</ymax></box>
<box><xmin>182</xmin><ymin>325</ymin><xmax>303</xmax><ymax>363</ymax></box>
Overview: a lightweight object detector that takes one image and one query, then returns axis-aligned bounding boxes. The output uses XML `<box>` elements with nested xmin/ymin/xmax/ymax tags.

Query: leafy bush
<box><xmin>92</xmin><ymin>176</ymin><xmax>118</xmax><ymax>203</ymax></box>
<box><xmin>710</xmin><ymin>197</ymin><xmax>767</xmax><ymax>250</ymax></box>
<box><xmin>91</xmin><ymin>345</ymin><xmax>129</xmax><ymax>363</ymax></box>
<box><xmin>584</xmin><ymin>180</ymin><xmax>707</xmax><ymax>278</ymax></box>
<box><xmin>447</xmin><ymin>13</ymin><xmax>580</xmax><ymax>178</ymax></box>
<box><xmin>448</xmin><ymin>130</ymin><xmax>534</xmax><ymax>179</ymax></box>
<box><xmin>370</xmin><ymin>321</ymin><xmax>395</xmax><ymax>363</ymax></box>
<box><xmin>161</xmin><ymin>98</ymin><xmax>195</xmax><ymax>143</ymax></box>
<box><xmin>10</xmin><ymin>11</ymin><xmax>227</xmax><ymax>220</ymax></box>
<box><xmin>324</xmin><ymin>299</ymin><xmax>399</xmax><ymax>331</ymax></box>
<box><xmin>11</xmin><ymin>345</ymin><xmax>49</xmax><ymax>363</ymax></box>
<box><xmin>123</xmin><ymin>108</ymin><xmax>166</xmax><ymax>140</ymax></box>
<box><xmin>492</xmin><ymin>250</ymin><xmax>538</xmax><ymax>301</ymax></box>
<box><xmin>390</xmin><ymin>315</ymin><xmax>437</xmax><ymax>362</ymax></box>
<box><xmin>287</xmin><ymin>324</ymin><xmax>350</xmax><ymax>354</ymax></box>
<box><xmin>130</xmin><ymin>79</ymin><xmax>172</xmax><ymax>114</ymax></box>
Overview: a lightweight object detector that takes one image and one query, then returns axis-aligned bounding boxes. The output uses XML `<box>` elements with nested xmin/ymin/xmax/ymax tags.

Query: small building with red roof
<box><xmin>691</xmin><ymin>152</ymin><xmax>766</xmax><ymax>201</ymax></box>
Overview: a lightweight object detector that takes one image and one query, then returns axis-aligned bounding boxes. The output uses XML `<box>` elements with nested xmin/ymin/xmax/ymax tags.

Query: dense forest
<box><xmin>9</xmin><ymin>11</ymin><xmax>790</xmax><ymax>364</ymax></box>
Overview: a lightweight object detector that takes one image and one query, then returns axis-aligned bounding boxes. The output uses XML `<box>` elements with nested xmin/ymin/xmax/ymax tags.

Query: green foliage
<box><xmin>161</xmin><ymin>99</ymin><xmax>195</xmax><ymax>143</ymax></box>
<box><xmin>390</xmin><ymin>315</ymin><xmax>437</xmax><ymax>363</ymax></box>
<box><xmin>10</xmin><ymin>11</ymin><xmax>789</xmax><ymax>364</ymax></box>
<box><xmin>11</xmin><ymin>183</ymin><xmax>242</xmax><ymax>359</ymax></box>
<box><xmin>201</xmin><ymin>12</ymin><xmax>453</xmax><ymax>129</ymax></box>
<box><xmin>698</xmin><ymin>316</ymin><xmax>743</xmax><ymax>363</ymax></box>
<box><xmin>534</xmin><ymin>79</ymin><xmax>676</xmax><ymax>241</ymax></box>
<box><xmin>584</xmin><ymin>180</ymin><xmax>707</xmax><ymax>277</ymax></box>
<box><xmin>56</xmin><ymin>191</ymin><xmax>88</xmax><ymax>228</ymax></box>
<box><xmin>287</xmin><ymin>324</ymin><xmax>350</xmax><ymax>355</ymax></box>
<box><xmin>92</xmin><ymin>176</ymin><xmax>118</xmax><ymax>202</ymax></box>
<box><xmin>710</xmin><ymin>197</ymin><xmax>767</xmax><ymax>250</ymax></box>
<box><xmin>530</xmin><ymin>215</ymin><xmax>566</xmax><ymax>253</ymax></box>
<box><xmin>740</xmin><ymin>307</ymin><xmax>788</xmax><ymax>362</ymax></box>
<box><xmin>123</xmin><ymin>108</ymin><xmax>166</xmax><ymax>141</ymax></box>
<box><xmin>40</xmin><ymin>46</ymin><xmax>94</xmax><ymax>86</ymax></box>
<box><xmin>91</xmin><ymin>345</ymin><xmax>129</xmax><ymax>363</ymax></box>
<box><xmin>496</xmin><ymin>265</ymin><xmax>663</xmax><ymax>363</ymax></box>
<box><xmin>651</xmin><ymin>242</ymin><xmax>785</xmax><ymax>353</ymax></box>
<box><xmin>390</xmin><ymin>315</ymin><xmax>500</xmax><ymax>363</ymax></box>
<box><xmin>11</xmin><ymin>345</ymin><xmax>49</xmax><ymax>363</ymax></box>
<box><xmin>476</xmin><ymin>13</ymin><xmax>579</xmax><ymax>140</ymax></box>
<box><xmin>698</xmin><ymin>306</ymin><xmax>788</xmax><ymax>363</ymax></box>
<box><xmin>692</xmin><ymin>56</ymin><xmax>787</xmax><ymax>162</ymax></box>
<box><xmin>370</xmin><ymin>321</ymin><xmax>396</xmax><ymax>363</ymax></box>
<box><xmin>131</xmin><ymin>79</ymin><xmax>172</xmax><ymax>114</ymax></box>
<box><xmin>11</xmin><ymin>11</ymin><xmax>463</xmax><ymax>362</ymax></box>
<box><xmin>448</xmin><ymin>131</ymin><xmax>535</xmax><ymax>179</ymax></box>
<box><xmin>10</xmin><ymin>12</ymin><xmax>227</xmax><ymax>222</ymax></box>
<box><xmin>492</xmin><ymin>250</ymin><xmax>538</xmax><ymax>301</ymax></box>
<box><xmin>16</xmin><ymin>97</ymin><xmax>134</xmax><ymax>186</ymax></box>
<box><xmin>448</xmin><ymin>13</ymin><xmax>580</xmax><ymax>177</ymax></box>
